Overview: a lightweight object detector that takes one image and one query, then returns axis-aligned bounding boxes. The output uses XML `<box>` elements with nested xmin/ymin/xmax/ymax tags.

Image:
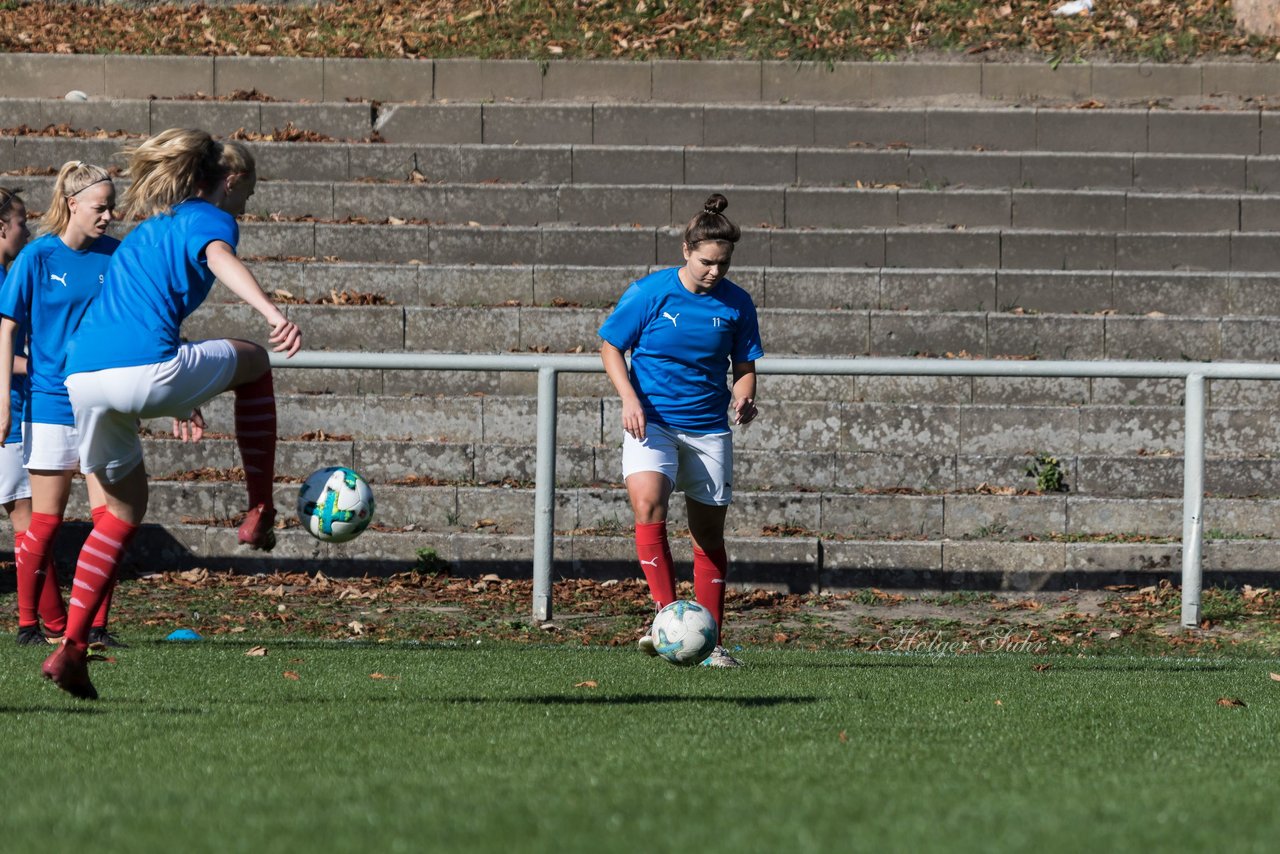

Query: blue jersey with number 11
<box><xmin>598</xmin><ymin>267</ymin><xmax>763</xmax><ymax>434</ymax></box>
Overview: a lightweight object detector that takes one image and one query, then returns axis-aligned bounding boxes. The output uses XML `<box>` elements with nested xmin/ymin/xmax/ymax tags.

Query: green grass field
<box><xmin>2</xmin><ymin>640</ymin><xmax>1279</xmax><ymax>853</ymax></box>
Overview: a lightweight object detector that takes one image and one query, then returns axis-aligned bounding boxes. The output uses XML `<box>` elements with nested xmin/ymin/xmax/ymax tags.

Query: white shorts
<box><xmin>23</xmin><ymin>421</ymin><xmax>80</xmax><ymax>471</ymax></box>
<box><xmin>622</xmin><ymin>423</ymin><xmax>734</xmax><ymax>506</ymax></box>
<box><xmin>0</xmin><ymin>441</ymin><xmax>31</xmax><ymax>503</ymax></box>
<box><xmin>66</xmin><ymin>339</ymin><xmax>239</xmax><ymax>484</ymax></box>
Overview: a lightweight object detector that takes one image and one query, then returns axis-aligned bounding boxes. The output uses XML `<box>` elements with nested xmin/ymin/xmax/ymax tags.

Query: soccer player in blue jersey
<box><xmin>39</xmin><ymin>128</ymin><xmax>300</xmax><ymax>699</ymax></box>
<box><xmin>599</xmin><ymin>194</ymin><xmax>763</xmax><ymax>668</ymax></box>
<box><xmin>0</xmin><ymin>186</ymin><xmax>67</xmax><ymax>645</ymax></box>
<box><xmin>0</xmin><ymin>165</ymin><xmax>123</xmax><ymax>649</ymax></box>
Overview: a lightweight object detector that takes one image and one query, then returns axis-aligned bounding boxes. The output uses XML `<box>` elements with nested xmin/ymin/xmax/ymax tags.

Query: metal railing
<box><xmin>272</xmin><ymin>351</ymin><xmax>1280</xmax><ymax>629</ymax></box>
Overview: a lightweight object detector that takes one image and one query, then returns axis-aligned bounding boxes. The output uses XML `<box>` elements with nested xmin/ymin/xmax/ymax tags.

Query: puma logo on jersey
<box><xmin>50</xmin><ymin>273</ymin><xmax>68</xmax><ymax>287</ymax></box>
<box><xmin>639</xmin><ymin>557</ymin><xmax>659</xmax><ymax>568</ymax></box>
<box><xmin>662</xmin><ymin>311</ymin><xmax>679</xmax><ymax>327</ymax></box>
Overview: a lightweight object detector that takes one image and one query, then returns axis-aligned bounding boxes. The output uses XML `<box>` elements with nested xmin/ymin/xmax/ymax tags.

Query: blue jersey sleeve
<box><xmin>185</xmin><ymin>207</ymin><xmax>238</xmax><ymax>267</ymax></box>
<box><xmin>732</xmin><ymin>298</ymin><xmax>764</xmax><ymax>363</ymax></box>
<box><xmin>0</xmin><ymin>243</ymin><xmax>36</xmax><ymax>326</ymax></box>
<box><xmin>598</xmin><ymin>282</ymin><xmax>651</xmax><ymax>352</ymax></box>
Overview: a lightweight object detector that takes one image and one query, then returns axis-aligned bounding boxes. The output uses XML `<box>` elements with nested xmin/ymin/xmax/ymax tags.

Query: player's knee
<box><xmin>231</xmin><ymin>340</ymin><xmax>270</xmax><ymax>385</ymax></box>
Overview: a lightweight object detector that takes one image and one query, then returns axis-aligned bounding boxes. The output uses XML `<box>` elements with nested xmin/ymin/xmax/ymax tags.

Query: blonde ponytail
<box><xmin>121</xmin><ymin>128</ymin><xmax>224</xmax><ymax>220</ymax></box>
<box><xmin>38</xmin><ymin>161</ymin><xmax>112</xmax><ymax>237</ymax></box>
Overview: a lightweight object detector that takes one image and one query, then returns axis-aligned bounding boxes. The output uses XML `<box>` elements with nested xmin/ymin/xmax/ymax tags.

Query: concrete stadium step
<box><xmin>14</xmin><ymin>174</ymin><xmax>1277</xmax><ymax>233</ymax></box>
<box><xmin>8</xmin><ymin>136</ymin><xmax>1280</xmax><ymax>193</ymax></box>
<box><xmin>38</xmin><ymin>522</ymin><xmax>1280</xmax><ymax>588</ymax></box>
<box><xmin>240</xmin><ymin>262</ymin><xmax>1280</xmax><ymax>318</ymax></box>
<box><xmin>225</xmin><ymin>221</ymin><xmax>1280</xmax><ymax>270</ymax></box>
<box><xmin>60</xmin><ymin>477</ymin><xmax>1280</xmax><ymax>542</ymax></box>
<box><xmin>13</xmin><ymin>173</ymin><xmax>1279</xmax><ymax>231</ymax></box>
<box><xmin>7</xmin><ymin>54</ymin><xmax>1278</xmax><ymax>104</ymax></box>
<box><xmin>146</xmin><ymin>396</ymin><xmax>1280</xmax><ymax>469</ymax></box>
<box><xmin>185</xmin><ymin>299</ymin><xmax>1280</xmax><ymax>363</ymax></box>
<box><xmin>5</xmin><ymin>96</ymin><xmax>1280</xmax><ymax>154</ymax></box>
<box><xmin>8</xmin><ymin>53</ymin><xmax>1280</xmax><ymax>107</ymax></box>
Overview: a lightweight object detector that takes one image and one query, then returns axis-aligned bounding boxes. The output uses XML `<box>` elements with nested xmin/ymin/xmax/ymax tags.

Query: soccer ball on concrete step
<box><xmin>650</xmin><ymin>600</ymin><xmax>718</xmax><ymax>667</ymax></box>
<box><xmin>297</xmin><ymin>466</ymin><xmax>375</xmax><ymax>543</ymax></box>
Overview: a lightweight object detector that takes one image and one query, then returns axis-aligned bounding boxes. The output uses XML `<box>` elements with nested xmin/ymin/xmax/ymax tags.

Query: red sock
<box><xmin>13</xmin><ymin>532</ymin><xmax>32</xmax><ymax>626</ymax></box>
<box><xmin>89</xmin><ymin>506</ymin><xmax>113</xmax><ymax>630</ymax></box>
<box><xmin>635</xmin><ymin>521</ymin><xmax>676</xmax><ymax>610</ymax></box>
<box><xmin>693</xmin><ymin>544</ymin><xmax>728</xmax><ymax>643</ymax></box>
<box><xmin>16</xmin><ymin>512</ymin><xmax>61</xmax><ymax>628</ymax></box>
<box><xmin>38</xmin><ymin>550</ymin><xmax>68</xmax><ymax>634</ymax></box>
<box><xmin>65</xmin><ymin>511</ymin><xmax>138</xmax><ymax>647</ymax></box>
<box><xmin>235</xmin><ymin>370</ymin><xmax>277</xmax><ymax>508</ymax></box>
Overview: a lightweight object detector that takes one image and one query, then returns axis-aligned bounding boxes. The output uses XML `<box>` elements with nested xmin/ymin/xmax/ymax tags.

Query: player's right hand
<box><xmin>621</xmin><ymin>400</ymin><xmax>646</xmax><ymax>441</ymax></box>
<box><xmin>269</xmin><ymin>318</ymin><xmax>302</xmax><ymax>357</ymax></box>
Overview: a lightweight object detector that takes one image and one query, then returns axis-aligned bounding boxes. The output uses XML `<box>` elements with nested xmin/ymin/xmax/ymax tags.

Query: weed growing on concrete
<box><xmin>1026</xmin><ymin>453</ymin><xmax>1068</xmax><ymax>493</ymax></box>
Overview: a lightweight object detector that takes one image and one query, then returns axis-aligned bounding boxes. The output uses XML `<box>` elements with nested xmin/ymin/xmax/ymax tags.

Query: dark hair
<box><xmin>683</xmin><ymin>193</ymin><xmax>740</xmax><ymax>248</ymax></box>
<box><xmin>0</xmin><ymin>186</ymin><xmax>23</xmax><ymax>222</ymax></box>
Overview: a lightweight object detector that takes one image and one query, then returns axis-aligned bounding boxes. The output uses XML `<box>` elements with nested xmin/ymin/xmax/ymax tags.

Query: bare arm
<box><xmin>731</xmin><ymin>360</ymin><xmax>758</xmax><ymax>426</ymax></box>
<box><xmin>205</xmin><ymin>241</ymin><xmax>302</xmax><ymax>357</ymax></box>
<box><xmin>0</xmin><ymin>318</ymin><xmax>15</xmax><ymax>445</ymax></box>
<box><xmin>601</xmin><ymin>341</ymin><xmax>647</xmax><ymax>440</ymax></box>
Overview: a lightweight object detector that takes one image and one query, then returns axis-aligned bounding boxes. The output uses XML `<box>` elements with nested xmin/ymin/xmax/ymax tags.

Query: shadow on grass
<box><xmin>260</xmin><ymin>694</ymin><xmax>819</xmax><ymax>708</ymax></box>
<box><xmin>0</xmin><ymin>704</ymin><xmax>103</xmax><ymax>715</ymax></box>
<box><xmin>504</xmin><ymin>694</ymin><xmax>819</xmax><ymax>707</ymax></box>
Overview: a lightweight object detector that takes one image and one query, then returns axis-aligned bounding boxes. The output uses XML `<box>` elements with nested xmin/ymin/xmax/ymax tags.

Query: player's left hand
<box><xmin>173</xmin><ymin>408</ymin><xmax>205</xmax><ymax>442</ymax></box>
<box><xmin>733</xmin><ymin>396</ymin><xmax>758</xmax><ymax>425</ymax></box>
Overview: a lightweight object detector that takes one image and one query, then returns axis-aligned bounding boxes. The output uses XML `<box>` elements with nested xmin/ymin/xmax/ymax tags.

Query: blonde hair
<box><xmin>219</xmin><ymin>140</ymin><xmax>256</xmax><ymax>178</ymax></box>
<box><xmin>38</xmin><ymin>161</ymin><xmax>112</xmax><ymax>237</ymax></box>
<box><xmin>121</xmin><ymin>128</ymin><xmax>224</xmax><ymax>220</ymax></box>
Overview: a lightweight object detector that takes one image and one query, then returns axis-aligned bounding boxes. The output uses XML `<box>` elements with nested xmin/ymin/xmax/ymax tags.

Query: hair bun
<box><xmin>703</xmin><ymin>193</ymin><xmax>728</xmax><ymax>216</ymax></box>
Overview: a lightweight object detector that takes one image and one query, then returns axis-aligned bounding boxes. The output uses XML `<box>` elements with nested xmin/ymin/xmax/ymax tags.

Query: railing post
<box><xmin>1181</xmin><ymin>373</ymin><xmax>1206</xmax><ymax>628</ymax></box>
<box><xmin>532</xmin><ymin>366</ymin><xmax>559</xmax><ymax>622</ymax></box>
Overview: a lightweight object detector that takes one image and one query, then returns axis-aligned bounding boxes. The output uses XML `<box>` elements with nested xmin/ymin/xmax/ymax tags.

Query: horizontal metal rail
<box><xmin>273</xmin><ymin>351</ymin><xmax>1280</xmax><ymax>628</ymax></box>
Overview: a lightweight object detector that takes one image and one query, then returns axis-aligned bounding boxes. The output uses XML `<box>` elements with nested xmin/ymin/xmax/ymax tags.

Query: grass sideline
<box><xmin>0</xmin><ymin>0</ymin><xmax>1267</xmax><ymax>63</ymax></box>
<box><xmin>2</xmin><ymin>640</ymin><xmax>1279</xmax><ymax>852</ymax></box>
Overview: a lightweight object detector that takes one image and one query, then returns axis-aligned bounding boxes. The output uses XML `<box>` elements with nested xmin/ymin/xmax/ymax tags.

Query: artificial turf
<box><xmin>1</xmin><ymin>641</ymin><xmax>1278</xmax><ymax>853</ymax></box>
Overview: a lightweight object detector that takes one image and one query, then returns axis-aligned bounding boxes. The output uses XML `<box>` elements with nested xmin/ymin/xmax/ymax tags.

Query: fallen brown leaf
<box><xmin>574</xmin><ymin>680</ymin><xmax>598</xmax><ymax>689</ymax></box>
<box><xmin>245</xmin><ymin>646</ymin><xmax>268</xmax><ymax>657</ymax></box>
<box><xmin>1217</xmin><ymin>697</ymin><xmax>1246</xmax><ymax>708</ymax></box>
<box><xmin>283</xmin><ymin>670</ymin><xmax>301</xmax><ymax>681</ymax></box>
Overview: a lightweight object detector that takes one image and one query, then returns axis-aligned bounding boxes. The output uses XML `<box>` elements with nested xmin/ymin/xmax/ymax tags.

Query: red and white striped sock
<box><xmin>16</xmin><ymin>512</ymin><xmax>61</xmax><ymax>628</ymax></box>
<box><xmin>38</xmin><ymin>549</ymin><xmax>68</xmax><ymax>635</ymax></box>
<box><xmin>693</xmin><ymin>544</ymin><xmax>728</xmax><ymax>644</ymax></box>
<box><xmin>89</xmin><ymin>506</ymin><xmax>113</xmax><ymax>630</ymax></box>
<box><xmin>65</xmin><ymin>511</ymin><xmax>138</xmax><ymax>647</ymax></box>
<box><xmin>635</xmin><ymin>521</ymin><xmax>677</xmax><ymax>611</ymax></box>
<box><xmin>235</xmin><ymin>371</ymin><xmax>277</xmax><ymax>508</ymax></box>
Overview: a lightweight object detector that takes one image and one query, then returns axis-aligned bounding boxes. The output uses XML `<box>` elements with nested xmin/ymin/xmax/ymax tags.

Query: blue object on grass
<box><xmin>165</xmin><ymin>629</ymin><xmax>202</xmax><ymax>641</ymax></box>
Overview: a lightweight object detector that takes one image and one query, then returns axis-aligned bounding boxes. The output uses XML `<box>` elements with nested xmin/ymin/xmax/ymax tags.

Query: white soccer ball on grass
<box><xmin>650</xmin><ymin>600</ymin><xmax>718</xmax><ymax>666</ymax></box>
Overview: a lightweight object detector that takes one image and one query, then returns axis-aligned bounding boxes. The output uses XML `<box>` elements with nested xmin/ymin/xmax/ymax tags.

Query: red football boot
<box><xmin>42</xmin><ymin>639</ymin><xmax>97</xmax><ymax>700</ymax></box>
<box><xmin>237</xmin><ymin>504</ymin><xmax>277</xmax><ymax>551</ymax></box>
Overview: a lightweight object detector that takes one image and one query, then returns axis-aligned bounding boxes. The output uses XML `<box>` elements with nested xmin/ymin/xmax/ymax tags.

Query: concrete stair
<box><xmin>6</xmin><ymin>56</ymin><xmax>1280</xmax><ymax>587</ymax></box>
